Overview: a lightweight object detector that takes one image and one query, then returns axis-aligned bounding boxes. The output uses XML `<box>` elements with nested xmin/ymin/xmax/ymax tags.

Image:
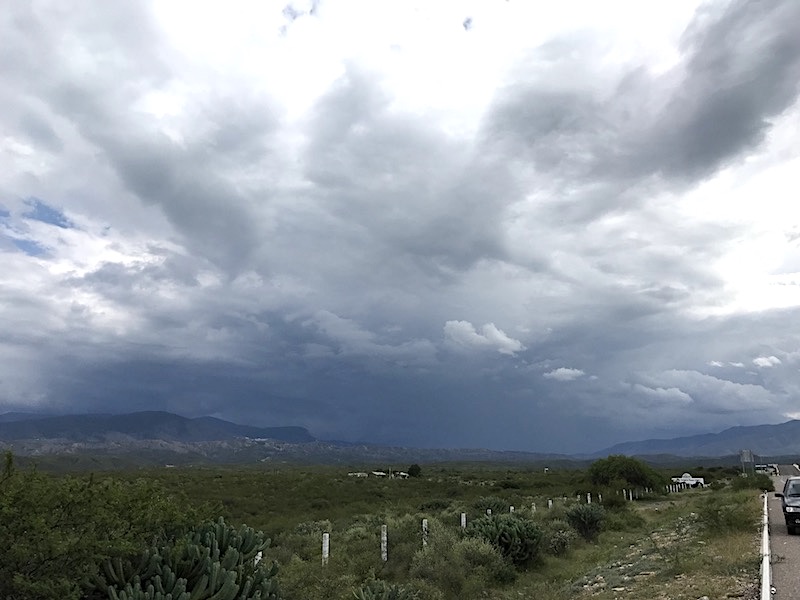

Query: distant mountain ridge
<box><xmin>0</xmin><ymin>411</ymin><xmax>314</xmax><ymax>444</ymax></box>
<box><xmin>595</xmin><ymin>419</ymin><xmax>800</xmax><ymax>457</ymax></box>
<box><xmin>2</xmin><ymin>411</ymin><xmax>799</xmax><ymax>465</ymax></box>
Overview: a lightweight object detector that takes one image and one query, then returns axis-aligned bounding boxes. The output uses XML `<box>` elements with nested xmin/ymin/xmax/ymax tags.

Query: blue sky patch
<box><xmin>23</xmin><ymin>198</ymin><xmax>73</xmax><ymax>229</ymax></box>
<box><xmin>12</xmin><ymin>238</ymin><xmax>48</xmax><ymax>257</ymax></box>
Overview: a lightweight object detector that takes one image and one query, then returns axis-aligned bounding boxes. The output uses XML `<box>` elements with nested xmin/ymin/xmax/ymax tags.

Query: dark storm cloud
<box><xmin>651</xmin><ymin>0</ymin><xmax>800</xmax><ymax>180</ymax></box>
<box><xmin>488</xmin><ymin>0</ymin><xmax>800</xmax><ymax>208</ymax></box>
<box><xmin>2</xmin><ymin>1</ymin><xmax>800</xmax><ymax>453</ymax></box>
<box><xmin>302</xmin><ymin>65</ymin><xmax>515</xmax><ymax>277</ymax></box>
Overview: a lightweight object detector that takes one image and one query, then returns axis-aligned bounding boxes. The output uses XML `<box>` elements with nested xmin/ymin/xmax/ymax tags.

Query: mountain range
<box><xmin>0</xmin><ymin>411</ymin><xmax>313</xmax><ymax>443</ymax></box>
<box><xmin>594</xmin><ymin>419</ymin><xmax>800</xmax><ymax>458</ymax></box>
<box><xmin>1</xmin><ymin>411</ymin><xmax>798</xmax><ymax>467</ymax></box>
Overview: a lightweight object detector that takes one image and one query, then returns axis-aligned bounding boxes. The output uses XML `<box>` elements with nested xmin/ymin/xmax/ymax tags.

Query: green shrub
<box><xmin>294</xmin><ymin>519</ymin><xmax>333</xmax><ymax>535</ymax></box>
<box><xmin>540</xmin><ymin>519</ymin><xmax>577</xmax><ymax>557</ymax></box>
<box><xmin>600</xmin><ymin>491</ymin><xmax>628</xmax><ymax>511</ymax></box>
<box><xmin>419</xmin><ymin>499</ymin><xmax>450</xmax><ymax>512</ymax></box>
<box><xmin>0</xmin><ymin>454</ymin><xmax>206</xmax><ymax>600</ymax></box>
<box><xmin>731</xmin><ymin>473</ymin><xmax>774</xmax><ymax>492</ymax></box>
<box><xmin>565</xmin><ymin>504</ymin><xmax>605</xmax><ymax>541</ymax></box>
<box><xmin>409</xmin><ymin>524</ymin><xmax>514</xmax><ymax>598</ymax></box>
<box><xmin>604</xmin><ymin>509</ymin><xmax>645</xmax><ymax>531</ymax></box>
<box><xmin>472</xmin><ymin>495</ymin><xmax>507</xmax><ymax>515</ymax></box>
<box><xmin>353</xmin><ymin>578</ymin><xmax>420</xmax><ymax>600</ymax></box>
<box><xmin>277</xmin><ymin>555</ymin><xmax>359</xmax><ymax>600</ymax></box>
<box><xmin>498</xmin><ymin>479</ymin><xmax>522</xmax><ymax>489</ymax></box>
<box><xmin>466</xmin><ymin>514</ymin><xmax>543</xmax><ymax>567</ymax></box>
<box><xmin>696</xmin><ymin>492</ymin><xmax>758</xmax><ymax>536</ymax></box>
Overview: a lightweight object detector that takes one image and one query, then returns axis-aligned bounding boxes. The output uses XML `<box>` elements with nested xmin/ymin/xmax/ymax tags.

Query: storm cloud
<box><xmin>1</xmin><ymin>1</ymin><xmax>800</xmax><ymax>453</ymax></box>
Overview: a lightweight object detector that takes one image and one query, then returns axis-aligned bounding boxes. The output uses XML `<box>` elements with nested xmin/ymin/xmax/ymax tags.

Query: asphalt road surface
<box><xmin>769</xmin><ymin>464</ymin><xmax>800</xmax><ymax>599</ymax></box>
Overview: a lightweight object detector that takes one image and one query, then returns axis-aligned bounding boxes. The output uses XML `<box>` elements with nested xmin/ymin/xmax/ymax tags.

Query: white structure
<box><xmin>671</xmin><ymin>472</ymin><xmax>705</xmax><ymax>487</ymax></box>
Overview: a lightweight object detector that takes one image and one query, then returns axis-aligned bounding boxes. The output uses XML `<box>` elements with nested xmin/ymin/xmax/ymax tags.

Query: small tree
<box><xmin>588</xmin><ymin>455</ymin><xmax>665</xmax><ymax>489</ymax></box>
<box><xmin>408</xmin><ymin>464</ymin><xmax>422</xmax><ymax>478</ymax></box>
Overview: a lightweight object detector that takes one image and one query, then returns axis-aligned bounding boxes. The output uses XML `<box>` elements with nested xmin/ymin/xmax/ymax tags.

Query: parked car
<box><xmin>775</xmin><ymin>476</ymin><xmax>800</xmax><ymax>534</ymax></box>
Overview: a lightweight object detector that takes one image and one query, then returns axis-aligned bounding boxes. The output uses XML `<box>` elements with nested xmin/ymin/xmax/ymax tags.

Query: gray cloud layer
<box><xmin>1</xmin><ymin>1</ymin><xmax>800</xmax><ymax>452</ymax></box>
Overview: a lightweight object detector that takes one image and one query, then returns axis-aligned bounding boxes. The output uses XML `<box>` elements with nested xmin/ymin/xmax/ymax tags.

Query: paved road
<box><xmin>770</xmin><ymin>464</ymin><xmax>800</xmax><ymax>599</ymax></box>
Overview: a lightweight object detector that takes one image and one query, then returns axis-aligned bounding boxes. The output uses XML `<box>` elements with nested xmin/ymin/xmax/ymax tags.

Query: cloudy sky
<box><xmin>2</xmin><ymin>1</ymin><xmax>800</xmax><ymax>453</ymax></box>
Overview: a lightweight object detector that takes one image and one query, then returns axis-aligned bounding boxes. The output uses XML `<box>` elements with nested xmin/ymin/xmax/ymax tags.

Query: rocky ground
<box><xmin>573</xmin><ymin>511</ymin><xmax>759</xmax><ymax>600</ymax></box>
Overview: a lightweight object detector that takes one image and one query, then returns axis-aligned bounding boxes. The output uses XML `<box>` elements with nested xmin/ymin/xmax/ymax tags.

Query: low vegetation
<box><xmin>0</xmin><ymin>452</ymin><xmax>765</xmax><ymax>599</ymax></box>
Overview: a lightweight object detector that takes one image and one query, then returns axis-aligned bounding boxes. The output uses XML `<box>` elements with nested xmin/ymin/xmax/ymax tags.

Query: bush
<box><xmin>472</xmin><ymin>495</ymin><xmax>507</xmax><ymax>515</ymax></box>
<box><xmin>731</xmin><ymin>473</ymin><xmax>774</xmax><ymax>492</ymax></box>
<box><xmin>604</xmin><ymin>509</ymin><xmax>645</xmax><ymax>531</ymax></box>
<box><xmin>409</xmin><ymin>522</ymin><xmax>514</xmax><ymax>598</ymax></box>
<box><xmin>0</xmin><ymin>454</ymin><xmax>206</xmax><ymax>600</ymax></box>
<box><xmin>565</xmin><ymin>504</ymin><xmax>605</xmax><ymax>541</ymax></box>
<box><xmin>466</xmin><ymin>514</ymin><xmax>543</xmax><ymax>567</ymax></box>
<box><xmin>419</xmin><ymin>499</ymin><xmax>450</xmax><ymax>512</ymax></box>
<box><xmin>354</xmin><ymin>578</ymin><xmax>420</xmax><ymax>600</ymax></box>
<box><xmin>696</xmin><ymin>492</ymin><xmax>759</xmax><ymax>536</ymax></box>
<box><xmin>600</xmin><ymin>491</ymin><xmax>628</xmax><ymax>511</ymax></box>
<box><xmin>294</xmin><ymin>519</ymin><xmax>333</xmax><ymax>535</ymax></box>
<box><xmin>540</xmin><ymin>519</ymin><xmax>577</xmax><ymax>557</ymax></box>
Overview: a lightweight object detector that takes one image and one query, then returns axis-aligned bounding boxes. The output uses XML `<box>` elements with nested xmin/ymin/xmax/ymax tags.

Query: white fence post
<box><xmin>587</xmin><ymin>493</ymin><xmax>591</xmax><ymax>504</ymax></box>
<box><xmin>381</xmin><ymin>525</ymin><xmax>388</xmax><ymax>562</ymax></box>
<box><xmin>598</xmin><ymin>493</ymin><xmax>603</xmax><ymax>503</ymax></box>
<box><xmin>422</xmin><ymin>519</ymin><xmax>428</xmax><ymax>547</ymax></box>
<box><xmin>460</xmin><ymin>512</ymin><xmax>467</xmax><ymax>529</ymax></box>
<box><xmin>547</xmin><ymin>499</ymin><xmax>553</xmax><ymax>509</ymax></box>
<box><xmin>531</xmin><ymin>502</ymin><xmax>536</xmax><ymax>513</ymax></box>
<box><xmin>322</xmin><ymin>533</ymin><xmax>330</xmax><ymax>566</ymax></box>
<box><xmin>509</xmin><ymin>506</ymin><xmax>514</xmax><ymax>513</ymax></box>
<box><xmin>486</xmin><ymin>508</ymin><xmax>492</xmax><ymax>516</ymax></box>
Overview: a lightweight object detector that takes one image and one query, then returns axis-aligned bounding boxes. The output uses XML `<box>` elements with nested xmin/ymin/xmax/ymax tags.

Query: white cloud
<box><xmin>443</xmin><ymin>320</ymin><xmax>525</xmax><ymax>355</ymax></box>
<box><xmin>2</xmin><ymin>1</ymin><xmax>800</xmax><ymax>452</ymax></box>
<box><xmin>753</xmin><ymin>356</ymin><xmax>781</xmax><ymax>368</ymax></box>
<box><xmin>631</xmin><ymin>383</ymin><xmax>693</xmax><ymax>404</ymax></box>
<box><xmin>543</xmin><ymin>367</ymin><xmax>585</xmax><ymax>381</ymax></box>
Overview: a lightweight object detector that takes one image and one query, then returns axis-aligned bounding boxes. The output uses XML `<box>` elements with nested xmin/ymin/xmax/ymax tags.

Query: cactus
<box><xmin>98</xmin><ymin>518</ymin><xmax>281</xmax><ymax>600</ymax></box>
<box><xmin>107</xmin><ymin>569</ymin><xmax>189</xmax><ymax>600</ymax></box>
<box><xmin>465</xmin><ymin>514</ymin><xmax>543</xmax><ymax>567</ymax></box>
